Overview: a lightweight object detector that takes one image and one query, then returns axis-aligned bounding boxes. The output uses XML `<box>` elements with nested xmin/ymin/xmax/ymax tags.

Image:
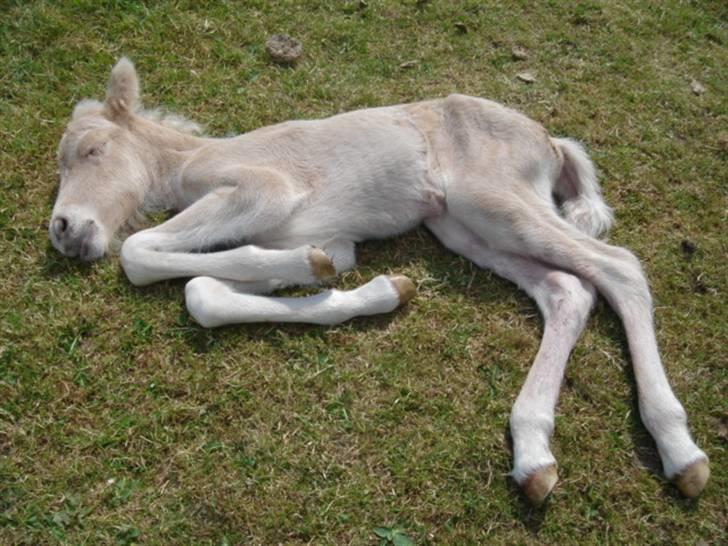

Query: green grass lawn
<box><xmin>1</xmin><ymin>1</ymin><xmax>726</xmax><ymax>544</ymax></box>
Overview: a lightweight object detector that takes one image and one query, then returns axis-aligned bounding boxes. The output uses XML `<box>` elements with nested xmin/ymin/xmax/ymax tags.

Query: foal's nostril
<box><xmin>54</xmin><ymin>216</ymin><xmax>69</xmax><ymax>236</ymax></box>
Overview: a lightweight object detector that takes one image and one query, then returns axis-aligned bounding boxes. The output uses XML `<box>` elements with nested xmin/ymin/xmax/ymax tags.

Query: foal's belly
<box><xmin>254</xmin><ymin>174</ymin><xmax>446</xmax><ymax>249</ymax></box>
<box><xmin>249</xmin><ymin>104</ymin><xmax>448</xmax><ymax>249</ymax></box>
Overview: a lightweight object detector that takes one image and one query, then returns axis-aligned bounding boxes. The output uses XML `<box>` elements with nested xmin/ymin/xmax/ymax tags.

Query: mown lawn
<box><xmin>0</xmin><ymin>1</ymin><xmax>725</xmax><ymax>544</ymax></box>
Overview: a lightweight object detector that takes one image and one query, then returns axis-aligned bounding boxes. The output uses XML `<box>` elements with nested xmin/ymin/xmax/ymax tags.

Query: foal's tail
<box><xmin>551</xmin><ymin>137</ymin><xmax>613</xmax><ymax>238</ymax></box>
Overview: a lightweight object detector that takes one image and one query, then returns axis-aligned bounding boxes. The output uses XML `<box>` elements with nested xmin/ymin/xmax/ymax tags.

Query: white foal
<box><xmin>49</xmin><ymin>58</ymin><xmax>709</xmax><ymax>504</ymax></box>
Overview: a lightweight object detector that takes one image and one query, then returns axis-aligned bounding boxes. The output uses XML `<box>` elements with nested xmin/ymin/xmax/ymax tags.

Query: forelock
<box><xmin>138</xmin><ymin>107</ymin><xmax>205</xmax><ymax>135</ymax></box>
<box><xmin>60</xmin><ymin>115</ymin><xmax>117</xmax><ymax>164</ymax></box>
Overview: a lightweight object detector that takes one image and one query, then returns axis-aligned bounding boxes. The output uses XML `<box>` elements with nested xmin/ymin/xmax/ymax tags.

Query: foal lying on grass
<box><xmin>49</xmin><ymin>58</ymin><xmax>709</xmax><ymax>504</ymax></box>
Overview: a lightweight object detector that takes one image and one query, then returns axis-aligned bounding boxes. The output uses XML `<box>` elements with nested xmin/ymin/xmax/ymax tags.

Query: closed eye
<box><xmin>82</xmin><ymin>142</ymin><xmax>106</xmax><ymax>159</ymax></box>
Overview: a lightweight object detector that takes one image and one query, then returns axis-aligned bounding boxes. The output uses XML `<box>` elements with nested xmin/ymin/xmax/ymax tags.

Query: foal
<box><xmin>49</xmin><ymin>58</ymin><xmax>709</xmax><ymax>504</ymax></box>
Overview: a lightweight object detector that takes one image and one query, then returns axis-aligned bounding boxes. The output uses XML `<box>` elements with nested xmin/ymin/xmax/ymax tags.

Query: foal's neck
<box><xmin>133</xmin><ymin>115</ymin><xmax>212</xmax><ymax>210</ymax></box>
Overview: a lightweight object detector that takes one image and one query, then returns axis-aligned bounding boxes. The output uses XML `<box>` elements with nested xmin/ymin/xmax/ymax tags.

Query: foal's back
<box><xmin>242</xmin><ymin>95</ymin><xmax>559</xmax><ymax>249</ymax></box>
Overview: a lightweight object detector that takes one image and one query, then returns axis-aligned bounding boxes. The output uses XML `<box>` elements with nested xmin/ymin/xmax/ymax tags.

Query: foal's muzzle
<box><xmin>49</xmin><ymin>214</ymin><xmax>105</xmax><ymax>261</ymax></box>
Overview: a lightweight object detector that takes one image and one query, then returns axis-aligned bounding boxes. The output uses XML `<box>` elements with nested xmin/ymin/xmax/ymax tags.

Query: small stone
<box><xmin>516</xmin><ymin>71</ymin><xmax>536</xmax><ymax>83</ymax></box>
<box><xmin>399</xmin><ymin>60</ymin><xmax>418</xmax><ymax>70</ymax></box>
<box><xmin>690</xmin><ymin>79</ymin><xmax>705</xmax><ymax>95</ymax></box>
<box><xmin>717</xmin><ymin>132</ymin><xmax>728</xmax><ymax>152</ymax></box>
<box><xmin>511</xmin><ymin>46</ymin><xmax>529</xmax><ymax>60</ymax></box>
<box><xmin>265</xmin><ymin>34</ymin><xmax>303</xmax><ymax>64</ymax></box>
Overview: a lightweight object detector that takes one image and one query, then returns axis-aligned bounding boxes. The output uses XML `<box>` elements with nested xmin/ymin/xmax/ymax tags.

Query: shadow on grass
<box><xmin>173</xmin><ymin>295</ymin><xmax>420</xmax><ymax>355</ymax></box>
<box><xmin>41</xmin><ymin>240</ymin><xmax>97</xmax><ymax>278</ymax></box>
<box><xmin>626</xmin><ymin>395</ymin><xmax>706</xmax><ymax>512</ymax></box>
<box><xmin>510</xmin><ymin>490</ymin><xmax>549</xmax><ymax>535</ymax></box>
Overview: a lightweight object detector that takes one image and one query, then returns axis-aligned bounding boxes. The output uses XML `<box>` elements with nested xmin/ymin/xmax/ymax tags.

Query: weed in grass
<box><xmin>373</xmin><ymin>526</ymin><xmax>415</xmax><ymax>546</ymax></box>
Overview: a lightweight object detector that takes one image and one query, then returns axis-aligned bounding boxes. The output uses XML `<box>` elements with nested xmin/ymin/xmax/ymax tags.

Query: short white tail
<box><xmin>552</xmin><ymin>137</ymin><xmax>613</xmax><ymax>238</ymax></box>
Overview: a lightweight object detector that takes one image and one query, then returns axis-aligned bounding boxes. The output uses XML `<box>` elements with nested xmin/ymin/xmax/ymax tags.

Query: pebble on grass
<box><xmin>266</xmin><ymin>34</ymin><xmax>303</xmax><ymax>64</ymax></box>
<box><xmin>516</xmin><ymin>71</ymin><xmax>537</xmax><ymax>83</ymax></box>
<box><xmin>511</xmin><ymin>46</ymin><xmax>529</xmax><ymax>60</ymax></box>
<box><xmin>690</xmin><ymin>79</ymin><xmax>705</xmax><ymax>95</ymax></box>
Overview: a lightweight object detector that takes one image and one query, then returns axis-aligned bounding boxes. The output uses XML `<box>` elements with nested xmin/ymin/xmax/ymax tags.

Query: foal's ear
<box><xmin>104</xmin><ymin>57</ymin><xmax>140</xmax><ymax>122</ymax></box>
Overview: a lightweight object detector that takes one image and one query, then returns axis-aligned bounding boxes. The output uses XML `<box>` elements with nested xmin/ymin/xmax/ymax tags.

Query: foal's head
<box><xmin>50</xmin><ymin>58</ymin><xmax>150</xmax><ymax>261</ymax></box>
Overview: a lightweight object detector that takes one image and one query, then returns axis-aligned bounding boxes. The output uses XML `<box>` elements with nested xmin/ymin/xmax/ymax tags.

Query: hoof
<box><xmin>388</xmin><ymin>275</ymin><xmax>416</xmax><ymax>305</ymax></box>
<box><xmin>309</xmin><ymin>248</ymin><xmax>336</xmax><ymax>280</ymax></box>
<box><xmin>673</xmin><ymin>458</ymin><xmax>709</xmax><ymax>498</ymax></box>
<box><xmin>520</xmin><ymin>464</ymin><xmax>558</xmax><ymax>505</ymax></box>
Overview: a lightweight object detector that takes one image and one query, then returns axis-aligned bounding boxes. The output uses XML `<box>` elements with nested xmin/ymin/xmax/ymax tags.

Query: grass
<box><xmin>0</xmin><ymin>0</ymin><xmax>726</xmax><ymax>544</ymax></box>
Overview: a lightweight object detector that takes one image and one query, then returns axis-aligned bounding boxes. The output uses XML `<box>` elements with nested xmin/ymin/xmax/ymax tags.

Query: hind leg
<box><xmin>446</xmin><ymin>185</ymin><xmax>709</xmax><ymax>497</ymax></box>
<box><xmin>427</xmin><ymin>215</ymin><xmax>596</xmax><ymax>504</ymax></box>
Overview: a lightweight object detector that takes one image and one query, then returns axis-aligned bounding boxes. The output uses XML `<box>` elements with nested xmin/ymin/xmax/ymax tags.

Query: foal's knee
<box><xmin>185</xmin><ymin>276</ymin><xmax>228</xmax><ymax>328</ymax></box>
<box><xmin>120</xmin><ymin>233</ymin><xmax>149</xmax><ymax>286</ymax></box>
<box><xmin>120</xmin><ymin>230</ymin><xmax>177</xmax><ymax>286</ymax></box>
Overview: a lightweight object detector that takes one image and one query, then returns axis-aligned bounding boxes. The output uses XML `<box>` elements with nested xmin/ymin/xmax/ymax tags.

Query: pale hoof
<box><xmin>388</xmin><ymin>275</ymin><xmax>416</xmax><ymax>305</ymax></box>
<box><xmin>309</xmin><ymin>248</ymin><xmax>336</xmax><ymax>280</ymax></box>
<box><xmin>673</xmin><ymin>457</ymin><xmax>709</xmax><ymax>498</ymax></box>
<box><xmin>520</xmin><ymin>464</ymin><xmax>558</xmax><ymax>505</ymax></box>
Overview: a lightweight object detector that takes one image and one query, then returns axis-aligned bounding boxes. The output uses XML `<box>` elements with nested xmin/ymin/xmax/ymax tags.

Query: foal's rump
<box><xmin>414</xmin><ymin>94</ymin><xmax>613</xmax><ymax>241</ymax></box>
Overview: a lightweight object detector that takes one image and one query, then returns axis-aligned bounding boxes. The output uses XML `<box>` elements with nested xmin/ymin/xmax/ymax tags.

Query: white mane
<box><xmin>138</xmin><ymin>107</ymin><xmax>205</xmax><ymax>136</ymax></box>
<box><xmin>71</xmin><ymin>98</ymin><xmax>205</xmax><ymax>136</ymax></box>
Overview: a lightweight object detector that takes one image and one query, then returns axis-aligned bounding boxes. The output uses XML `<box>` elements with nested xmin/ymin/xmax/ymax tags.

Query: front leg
<box><xmin>120</xmin><ymin>168</ymin><xmax>334</xmax><ymax>286</ymax></box>
<box><xmin>185</xmin><ymin>274</ymin><xmax>416</xmax><ymax>328</ymax></box>
<box><xmin>122</xmin><ymin>236</ymin><xmax>333</xmax><ymax>287</ymax></box>
<box><xmin>182</xmin><ymin>240</ymin><xmax>415</xmax><ymax>327</ymax></box>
